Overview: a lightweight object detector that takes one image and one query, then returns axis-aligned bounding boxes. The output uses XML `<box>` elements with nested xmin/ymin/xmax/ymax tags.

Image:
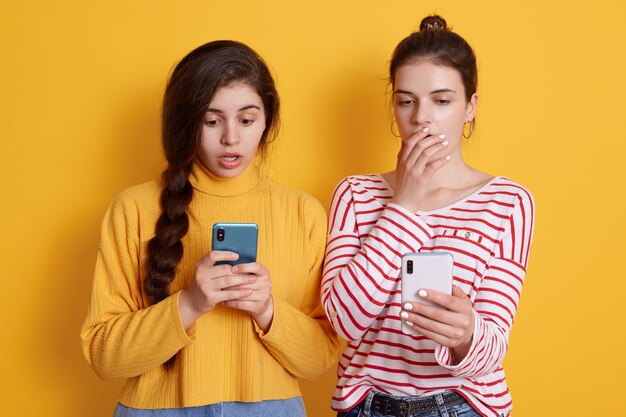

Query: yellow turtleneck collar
<box><xmin>189</xmin><ymin>158</ymin><xmax>266</xmax><ymax>196</ymax></box>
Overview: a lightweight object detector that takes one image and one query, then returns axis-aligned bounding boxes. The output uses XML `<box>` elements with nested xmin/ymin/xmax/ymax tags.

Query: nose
<box><xmin>411</xmin><ymin>103</ymin><xmax>431</xmax><ymax>128</ymax></box>
<box><xmin>220</xmin><ymin>121</ymin><xmax>240</xmax><ymax>146</ymax></box>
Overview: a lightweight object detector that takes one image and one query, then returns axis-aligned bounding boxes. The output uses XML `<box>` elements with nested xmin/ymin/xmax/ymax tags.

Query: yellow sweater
<box><xmin>81</xmin><ymin>160</ymin><xmax>340</xmax><ymax>409</ymax></box>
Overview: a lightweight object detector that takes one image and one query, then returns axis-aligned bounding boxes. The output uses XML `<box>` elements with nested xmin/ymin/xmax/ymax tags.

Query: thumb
<box><xmin>451</xmin><ymin>285</ymin><xmax>468</xmax><ymax>299</ymax></box>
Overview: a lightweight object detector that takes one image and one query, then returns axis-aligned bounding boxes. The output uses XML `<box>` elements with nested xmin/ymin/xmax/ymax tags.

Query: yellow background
<box><xmin>1</xmin><ymin>1</ymin><xmax>625</xmax><ymax>416</ymax></box>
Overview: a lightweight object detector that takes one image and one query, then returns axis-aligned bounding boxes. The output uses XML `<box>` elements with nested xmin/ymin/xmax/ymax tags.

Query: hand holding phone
<box><xmin>401</xmin><ymin>252</ymin><xmax>453</xmax><ymax>334</ymax></box>
<box><xmin>210</xmin><ymin>223</ymin><xmax>273</xmax><ymax>331</ymax></box>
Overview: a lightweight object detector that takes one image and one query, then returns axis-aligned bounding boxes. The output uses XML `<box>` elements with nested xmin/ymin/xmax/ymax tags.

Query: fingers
<box><xmin>395</xmin><ymin>127</ymin><xmax>450</xmax><ymax>192</ymax></box>
<box><xmin>403</xmin><ymin>130</ymin><xmax>446</xmax><ymax>157</ymax></box>
<box><xmin>402</xmin><ymin>307</ymin><xmax>471</xmax><ymax>347</ymax></box>
<box><xmin>213</xmin><ymin>274</ymin><xmax>257</xmax><ymax>290</ymax></box>
<box><xmin>416</xmin><ymin>287</ymin><xmax>467</xmax><ymax>311</ymax></box>
<box><xmin>196</xmin><ymin>250</ymin><xmax>239</xmax><ymax>268</ymax></box>
<box><xmin>223</xmin><ymin>262</ymin><xmax>273</xmax><ymax>323</ymax></box>
<box><xmin>179</xmin><ymin>269</ymin><xmax>253</xmax><ymax>328</ymax></box>
<box><xmin>404</xmin><ymin>135</ymin><xmax>449</xmax><ymax>172</ymax></box>
<box><xmin>226</xmin><ymin>264</ymin><xmax>272</xmax><ymax>294</ymax></box>
<box><xmin>401</xmin><ymin>286</ymin><xmax>474</xmax><ymax>347</ymax></box>
<box><xmin>405</xmin><ymin>321</ymin><xmax>458</xmax><ymax>347</ymax></box>
<box><xmin>231</xmin><ymin>262</ymin><xmax>266</xmax><ymax>276</ymax></box>
<box><xmin>196</xmin><ymin>265</ymin><xmax>257</xmax><ymax>296</ymax></box>
<box><xmin>213</xmin><ymin>288</ymin><xmax>254</xmax><ymax>304</ymax></box>
<box><xmin>399</xmin><ymin>128</ymin><xmax>436</xmax><ymax>162</ymax></box>
<box><xmin>402</xmin><ymin>300</ymin><xmax>456</xmax><ymax>326</ymax></box>
<box><xmin>422</xmin><ymin>154</ymin><xmax>451</xmax><ymax>177</ymax></box>
<box><xmin>451</xmin><ymin>285</ymin><xmax>468</xmax><ymax>298</ymax></box>
<box><xmin>404</xmin><ymin>125</ymin><xmax>432</xmax><ymax>144</ymax></box>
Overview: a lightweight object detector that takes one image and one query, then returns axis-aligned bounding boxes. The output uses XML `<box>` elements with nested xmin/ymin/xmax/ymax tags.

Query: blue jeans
<box><xmin>114</xmin><ymin>397</ymin><xmax>306</xmax><ymax>417</ymax></box>
<box><xmin>337</xmin><ymin>391</ymin><xmax>483</xmax><ymax>417</ymax></box>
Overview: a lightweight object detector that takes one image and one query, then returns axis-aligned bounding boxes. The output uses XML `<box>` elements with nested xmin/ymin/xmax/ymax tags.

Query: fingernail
<box><xmin>400</xmin><ymin>311</ymin><xmax>409</xmax><ymax>319</ymax></box>
<box><xmin>418</xmin><ymin>289</ymin><xmax>428</xmax><ymax>297</ymax></box>
<box><xmin>445</xmin><ymin>155</ymin><xmax>451</xmax><ymax>161</ymax></box>
<box><xmin>422</xmin><ymin>126</ymin><xmax>430</xmax><ymax>133</ymax></box>
<box><xmin>406</xmin><ymin>321</ymin><xmax>414</xmax><ymax>327</ymax></box>
<box><xmin>442</xmin><ymin>141</ymin><xmax>449</xmax><ymax>146</ymax></box>
<box><xmin>438</xmin><ymin>134</ymin><xmax>446</xmax><ymax>139</ymax></box>
<box><xmin>232</xmin><ymin>253</ymin><xmax>238</xmax><ymax>259</ymax></box>
<box><xmin>403</xmin><ymin>302</ymin><xmax>413</xmax><ymax>311</ymax></box>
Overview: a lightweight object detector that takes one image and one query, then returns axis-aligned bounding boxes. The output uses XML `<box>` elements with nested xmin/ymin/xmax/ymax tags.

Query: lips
<box><xmin>218</xmin><ymin>153</ymin><xmax>242</xmax><ymax>169</ymax></box>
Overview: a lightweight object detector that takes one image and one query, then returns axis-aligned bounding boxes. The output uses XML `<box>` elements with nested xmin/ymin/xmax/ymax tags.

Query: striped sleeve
<box><xmin>321</xmin><ymin>178</ymin><xmax>433</xmax><ymax>341</ymax></box>
<box><xmin>435</xmin><ymin>188</ymin><xmax>535</xmax><ymax>377</ymax></box>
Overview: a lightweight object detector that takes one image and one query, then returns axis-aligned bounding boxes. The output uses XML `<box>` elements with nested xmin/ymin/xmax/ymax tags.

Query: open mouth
<box><xmin>218</xmin><ymin>154</ymin><xmax>242</xmax><ymax>169</ymax></box>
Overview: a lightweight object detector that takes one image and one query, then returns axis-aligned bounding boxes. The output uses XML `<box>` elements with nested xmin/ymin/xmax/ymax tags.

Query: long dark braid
<box><xmin>144</xmin><ymin>165</ymin><xmax>193</xmax><ymax>305</ymax></box>
<box><xmin>142</xmin><ymin>40</ymin><xmax>280</xmax><ymax>369</ymax></box>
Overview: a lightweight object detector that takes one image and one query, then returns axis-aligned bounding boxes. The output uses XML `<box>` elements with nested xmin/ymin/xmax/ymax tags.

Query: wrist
<box><xmin>178</xmin><ymin>290</ymin><xmax>202</xmax><ymax>331</ymax></box>
<box><xmin>451</xmin><ymin>335</ymin><xmax>473</xmax><ymax>364</ymax></box>
<box><xmin>253</xmin><ymin>296</ymin><xmax>275</xmax><ymax>333</ymax></box>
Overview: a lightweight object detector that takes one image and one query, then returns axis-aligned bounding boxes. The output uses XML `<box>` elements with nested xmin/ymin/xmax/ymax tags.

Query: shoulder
<box><xmin>331</xmin><ymin>174</ymin><xmax>388</xmax><ymax>200</ymax></box>
<box><xmin>480</xmin><ymin>177</ymin><xmax>535</xmax><ymax>230</ymax></box>
<box><xmin>105</xmin><ymin>179</ymin><xmax>162</xmax><ymax>222</ymax></box>
<box><xmin>342</xmin><ymin>174</ymin><xmax>386</xmax><ymax>188</ymax></box>
<box><xmin>488</xmin><ymin>177</ymin><xmax>535</xmax><ymax>209</ymax></box>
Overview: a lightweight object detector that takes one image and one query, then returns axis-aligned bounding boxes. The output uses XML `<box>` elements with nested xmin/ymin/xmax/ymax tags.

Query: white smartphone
<box><xmin>401</xmin><ymin>252</ymin><xmax>454</xmax><ymax>334</ymax></box>
<box><xmin>211</xmin><ymin>222</ymin><xmax>258</xmax><ymax>266</ymax></box>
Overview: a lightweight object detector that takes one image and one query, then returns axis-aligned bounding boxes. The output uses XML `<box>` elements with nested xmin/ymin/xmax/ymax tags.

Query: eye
<box><xmin>436</xmin><ymin>99</ymin><xmax>451</xmax><ymax>105</ymax></box>
<box><xmin>240</xmin><ymin>118</ymin><xmax>254</xmax><ymax>126</ymax></box>
<box><xmin>204</xmin><ymin>117</ymin><xmax>221</xmax><ymax>127</ymax></box>
<box><xmin>396</xmin><ymin>98</ymin><xmax>414</xmax><ymax>106</ymax></box>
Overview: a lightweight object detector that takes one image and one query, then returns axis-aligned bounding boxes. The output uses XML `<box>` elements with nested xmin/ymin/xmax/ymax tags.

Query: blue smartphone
<box><xmin>211</xmin><ymin>222</ymin><xmax>258</xmax><ymax>266</ymax></box>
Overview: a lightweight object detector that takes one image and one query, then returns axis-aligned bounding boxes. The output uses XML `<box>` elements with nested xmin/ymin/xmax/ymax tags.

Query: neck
<box><xmin>189</xmin><ymin>158</ymin><xmax>265</xmax><ymax>196</ymax></box>
<box><xmin>428</xmin><ymin>155</ymin><xmax>475</xmax><ymax>189</ymax></box>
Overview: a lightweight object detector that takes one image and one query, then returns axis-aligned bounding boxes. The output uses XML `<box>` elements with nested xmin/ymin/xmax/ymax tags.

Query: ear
<box><xmin>465</xmin><ymin>93</ymin><xmax>478</xmax><ymax>121</ymax></box>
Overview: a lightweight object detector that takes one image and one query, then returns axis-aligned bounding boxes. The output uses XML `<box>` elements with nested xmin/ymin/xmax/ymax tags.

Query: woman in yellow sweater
<box><xmin>81</xmin><ymin>40</ymin><xmax>340</xmax><ymax>416</ymax></box>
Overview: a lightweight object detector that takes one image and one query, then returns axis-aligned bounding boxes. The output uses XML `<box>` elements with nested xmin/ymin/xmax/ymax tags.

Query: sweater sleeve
<box><xmin>256</xmin><ymin>196</ymin><xmax>342</xmax><ymax>380</ymax></box>
<box><xmin>435</xmin><ymin>189</ymin><xmax>535</xmax><ymax>377</ymax></box>
<box><xmin>80</xmin><ymin>191</ymin><xmax>193</xmax><ymax>380</ymax></box>
<box><xmin>321</xmin><ymin>178</ymin><xmax>434</xmax><ymax>341</ymax></box>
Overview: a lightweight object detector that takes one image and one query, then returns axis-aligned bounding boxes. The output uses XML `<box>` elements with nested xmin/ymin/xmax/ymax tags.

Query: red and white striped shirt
<box><xmin>322</xmin><ymin>174</ymin><xmax>535</xmax><ymax>417</ymax></box>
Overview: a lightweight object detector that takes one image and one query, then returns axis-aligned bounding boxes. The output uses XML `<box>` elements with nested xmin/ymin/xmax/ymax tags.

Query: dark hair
<box><xmin>389</xmin><ymin>15</ymin><xmax>477</xmax><ymax>101</ymax></box>
<box><xmin>143</xmin><ymin>41</ymin><xmax>280</xmax><ymax>367</ymax></box>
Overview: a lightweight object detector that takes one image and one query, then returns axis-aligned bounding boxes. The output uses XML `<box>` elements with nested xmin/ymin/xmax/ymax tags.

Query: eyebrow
<box><xmin>206</xmin><ymin>104</ymin><xmax>261</xmax><ymax>113</ymax></box>
<box><xmin>394</xmin><ymin>88</ymin><xmax>457</xmax><ymax>95</ymax></box>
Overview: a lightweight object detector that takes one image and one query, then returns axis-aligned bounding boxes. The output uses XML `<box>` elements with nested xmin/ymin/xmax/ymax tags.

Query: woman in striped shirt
<box><xmin>322</xmin><ymin>15</ymin><xmax>535</xmax><ymax>417</ymax></box>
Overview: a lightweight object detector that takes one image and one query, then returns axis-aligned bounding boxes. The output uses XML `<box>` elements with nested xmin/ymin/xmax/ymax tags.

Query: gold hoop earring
<box><xmin>462</xmin><ymin>120</ymin><xmax>474</xmax><ymax>139</ymax></box>
<box><xmin>390</xmin><ymin>120</ymin><xmax>400</xmax><ymax>138</ymax></box>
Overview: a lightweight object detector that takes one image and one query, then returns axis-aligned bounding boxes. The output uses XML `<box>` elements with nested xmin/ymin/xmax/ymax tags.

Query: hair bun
<box><xmin>419</xmin><ymin>15</ymin><xmax>447</xmax><ymax>31</ymax></box>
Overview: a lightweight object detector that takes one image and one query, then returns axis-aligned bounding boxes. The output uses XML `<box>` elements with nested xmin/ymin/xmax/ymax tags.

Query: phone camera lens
<box><xmin>217</xmin><ymin>229</ymin><xmax>225</xmax><ymax>242</ymax></box>
<box><xmin>407</xmin><ymin>260</ymin><xmax>413</xmax><ymax>274</ymax></box>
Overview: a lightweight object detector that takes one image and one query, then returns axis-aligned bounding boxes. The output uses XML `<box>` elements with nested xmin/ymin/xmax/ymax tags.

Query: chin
<box><xmin>216</xmin><ymin>169</ymin><xmax>243</xmax><ymax>179</ymax></box>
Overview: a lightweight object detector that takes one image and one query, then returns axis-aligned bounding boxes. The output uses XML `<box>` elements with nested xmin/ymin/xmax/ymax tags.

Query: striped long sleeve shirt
<box><xmin>321</xmin><ymin>174</ymin><xmax>535</xmax><ymax>417</ymax></box>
